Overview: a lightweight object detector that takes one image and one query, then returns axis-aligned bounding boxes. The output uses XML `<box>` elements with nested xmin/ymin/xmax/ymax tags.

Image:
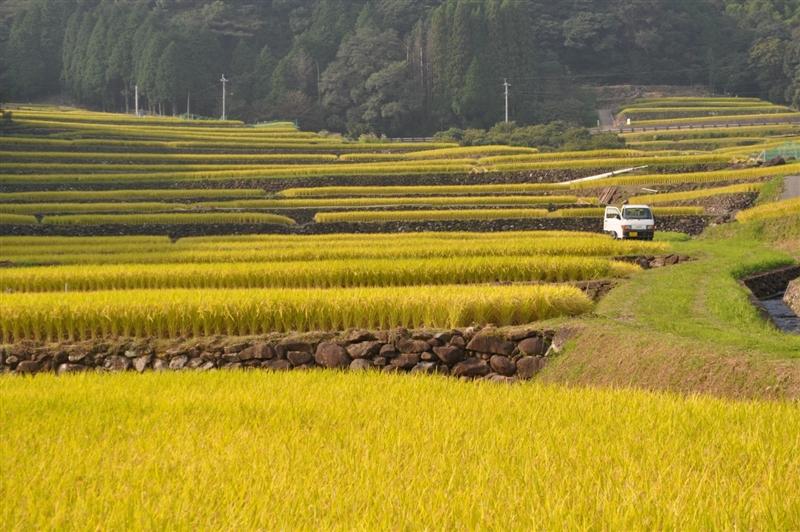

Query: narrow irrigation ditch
<box><xmin>741</xmin><ymin>265</ymin><xmax>800</xmax><ymax>334</ymax></box>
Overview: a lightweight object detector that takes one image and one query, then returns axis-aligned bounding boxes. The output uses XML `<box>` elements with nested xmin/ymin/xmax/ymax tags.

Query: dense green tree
<box><xmin>38</xmin><ymin>0</ymin><xmax>73</xmax><ymax>94</ymax></box>
<box><xmin>445</xmin><ymin>0</ymin><xmax>472</xmax><ymax>116</ymax></box>
<box><xmin>4</xmin><ymin>9</ymin><xmax>46</xmax><ymax>99</ymax></box>
<box><xmin>139</xmin><ymin>32</ymin><xmax>166</xmax><ymax>113</ymax></box>
<box><xmin>319</xmin><ymin>18</ymin><xmax>406</xmax><ymax>134</ymax></box>
<box><xmin>1</xmin><ymin>0</ymin><xmax>798</xmax><ymax>133</ymax></box>
<box><xmin>155</xmin><ymin>42</ymin><xmax>181</xmax><ymax>114</ymax></box>
<box><xmin>227</xmin><ymin>40</ymin><xmax>257</xmax><ymax>115</ymax></box>
<box><xmin>83</xmin><ymin>12</ymin><xmax>109</xmax><ymax>106</ymax></box>
<box><xmin>253</xmin><ymin>46</ymin><xmax>277</xmax><ymax>98</ymax></box>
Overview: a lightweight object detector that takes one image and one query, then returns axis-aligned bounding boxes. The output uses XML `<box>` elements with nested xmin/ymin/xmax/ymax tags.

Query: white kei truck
<box><xmin>603</xmin><ymin>204</ymin><xmax>655</xmax><ymax>240</ymax></box>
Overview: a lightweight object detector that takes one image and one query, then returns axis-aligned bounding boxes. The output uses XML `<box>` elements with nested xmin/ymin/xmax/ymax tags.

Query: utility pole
<box><xmin>503</xmin><ymin>78</ymin><xmax>510</xmax><ymax>123</ymax></box>
<box><xmin>186</xmin><ymin>90</ymin><xmax>190</xmax><ymax>118</ymax></box>
<box><xmin>220</xmin><ymin>74</ymin><xmax>228</xmax><ymax>120</ymax></box>
<box><xmin>134</xmin><ymin>84</ymin><xmax>139</xmax><ymax>117</ymax></box>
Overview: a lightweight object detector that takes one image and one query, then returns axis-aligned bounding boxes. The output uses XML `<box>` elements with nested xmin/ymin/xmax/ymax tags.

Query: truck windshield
<box><xmin>622</xmin><ymin>207</ymin><xmax>652</xmax><ymax>220</ymax></box>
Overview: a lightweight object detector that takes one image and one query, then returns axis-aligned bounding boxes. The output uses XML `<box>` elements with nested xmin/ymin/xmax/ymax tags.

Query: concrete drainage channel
<box><xmin>741</xmin><ymin>265</ymin><xmax>800</xmax><ymax>334</ymax></box>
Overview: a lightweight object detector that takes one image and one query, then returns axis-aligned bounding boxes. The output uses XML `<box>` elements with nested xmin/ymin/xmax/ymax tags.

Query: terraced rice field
<box><xmin>737</xmin><ymin>196</ymin><xmax>800</xmax><ymax>222</ymax></box>
<box><xmin>3</xmin><ymin>100</ymin><xmax>800</xmax><ymax>530</ymax></box>
<box><xmin>4</xmin><ymin>371</ymin><xmax>800</xmax><ymax>529</ymax></box>
<box><xmin>0</xmin><ymin>105</ymin><xmax>797</xmax><ymax>234</ymax></box>
<box><xmin>0</xmin><ymin>230</ymin><xmax>660</xmax><ymax>338</ymax></box>
<box><xmin>618</xmin><ymin>97</ymin><xmax>800</xmax><ymax>127</ymax></box>
<box><xmin>0</xmin><ymin>100</ymin><xmax>800</xmax><ymax>338</ymax></box>
<box><xmin>0</xmin><ymin>102</ymin><xmax>795</xmax><ymax>336</ymax></box>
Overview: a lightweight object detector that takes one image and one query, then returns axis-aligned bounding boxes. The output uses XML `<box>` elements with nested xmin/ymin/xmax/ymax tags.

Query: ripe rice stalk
<box><xmin>632</xmin><ymin>112</ymin><xmax>800</xmax><ymax>127</ymax></box>
<box><xmin>0</xmin><ymin>214</ymin><xmax>38</xmax><ymax>225</ymax></box>
<box><xmin>278</xmin><ymin>183</ymin><xmax>570</xmax><ymax>197</ymax></box>
<box><xmin>0</xmin><ymin>202</ymin><xmax>198</xmax><ymax>215</ymax></box>
<box><xmin>0</xmin><ymin>134</ymin><xmax>456</xmax><ymax>153</ymax></box>
<box><xmin>627</xmin><ymin>138</ymin><xmax>767</xmax><ymax>150</ymax></box>
<box><xmin>11</xmin><ymin>119</ymin><xmax>327</xmax><ymax>141</ymax></box>
<box><xmin>314</xmin><ymin>208</ymin><xmax>549</xmax><ymax>223</ymax></box>
<box><xmin>629</xmin><ymin>183</ymin><xmax>763</xmax><ymax>204</ymax></box>
<box><xmin>0</xmin><ymin>189</ymin><xmax>265</xmax><ymax>203</ymax></box>
<box><xmin>0</xmin><ymin>162</ymin><xmax>478</xmax><ymax>185</ymax></box>
<box><xmin>11</xmin><ymin>111</ymin><xmax>296</xmax><ymax>131</ymax></box>
<box><xmin>0</xmin><ymin>256</ymin><xmax>639</xmax><ymax>292</ymax></box>
<box><xmin>194</xmin><ymin>195</ymin><xmax>583</xmax><ymax>209</ymax></box>
<box><xmin>623</xmin><ymin>98</ymin><xmax>771</xmax><ymax>108</ymax></box>
<box><xmin>0</xmin><ymin>151</ymin><xmax>340</xmax><ymax>164</ymax></box>
<box><xmin>490</xmin><ymin>154</ymin><xmax>731</xmax><ymax>172</ymax></box>
<box><xmin>620</xmin><ymin>106</ymin><xmax>793</xmax><ymax>120</ymax></box>
<box><xmin>11</xmin><ymin>108</ymin><xmax>246</xmax><ymax>127</ymax></box>
<box><xmin>546</xmin><ymin>207</ymin><xmax>705</xmax><ymax>218</ymax></box>
<box><xmin>399</xmin><ymin>145</ymin><xmax>538</xmax><ymax>158</ymax></box>
<box><xmin>3</xmin><ymin>232</ymin><xmax>583</xmax><ymax>254</ymax></box>
<box><xmin>571</xmin><ymin>162</ymin><xmax>800</xmax><ymax>189</ymax></box>
<box><xmin>479</xmin><ymin>149</ymin><xmax>652</xmax><ymax>164</ymax></box>
<box><xmin>41</xmin><ymin>213</ymin><xmax>296</xmax><ymax>226</ymax></box>
<box><xmin>736</xmin><ymin>196</ymin><xmax>800</xmax><ymax>222</ymax></box>
<box><xmin>0</xmin><ymin>233</ymin><xmax>667</xmax><ymax>265</ymax></box>
<box><xmin>0</xmin><ymin>163</ymin><xmax>311</xmax><ymax>174</ymax></box>
<box><xmin>622</xmin><ymin>124</ymin><xmax>800</xmax><ymax>141</ymax></box>
<box><xmin>0</xmin><ymin>284</ymin><xmax>593</xmax><ymax>341</ymax></box>
<box><xmin>10</xmin><ymin>118</ymin><xmax>459</xmax><ymax>151</ymax></box>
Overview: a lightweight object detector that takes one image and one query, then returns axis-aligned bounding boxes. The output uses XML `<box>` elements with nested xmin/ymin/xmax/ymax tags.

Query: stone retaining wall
<box><xmin>0</xmin><ymin>215</ymin><xmax>712</xmax><ymax>238</ymax></box>
<box><xmin>614</xmin><ymin>253</ymin><xmax>692</xmax><ymax>269</ymax></box>
<box><xmin>1</xmin><ymin>326</ymin><xmax>573</xmax><ymax>383</ymax></box>
<box><xmin>741</xmin><ymin>265</ymin><xmax>800</xmax><ymax>299</ymax></box>
<box><xmin>784</xmin><ymin>278</ymin><xmax>800</xmax><ymax>315</ymax></box>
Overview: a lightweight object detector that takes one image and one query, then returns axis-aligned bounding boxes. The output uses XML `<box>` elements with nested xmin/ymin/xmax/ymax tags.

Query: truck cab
<box><xmin>603</xmin><ymin>204</ymin><xmax>655</xmax><ymax>240</ymax></box>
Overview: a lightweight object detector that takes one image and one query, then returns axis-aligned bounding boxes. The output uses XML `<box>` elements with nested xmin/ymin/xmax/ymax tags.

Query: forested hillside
<box><xmin>1</xmin><ymin>0</ymin><xmax>799</xmax><ymax>136</ymax></box>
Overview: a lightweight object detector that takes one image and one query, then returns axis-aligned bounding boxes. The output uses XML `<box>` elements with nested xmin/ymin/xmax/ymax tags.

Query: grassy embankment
<box><xmin>542</xmin><ymin>180</ymin><xmax>800</xmax><ymax>398</ymax></box>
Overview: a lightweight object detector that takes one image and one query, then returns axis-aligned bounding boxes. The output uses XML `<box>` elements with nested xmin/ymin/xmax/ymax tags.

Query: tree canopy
<box><xmin>1</xmin><ymin>0</ymin><xmax>798</xmax><ymax>136</ymax></box>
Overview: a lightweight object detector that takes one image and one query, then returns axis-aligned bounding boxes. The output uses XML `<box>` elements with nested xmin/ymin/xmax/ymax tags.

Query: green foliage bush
<box><xmin>434</xmin><ymin>121</ymin><xmax>625</xmax><ymax>151</ymax></box>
